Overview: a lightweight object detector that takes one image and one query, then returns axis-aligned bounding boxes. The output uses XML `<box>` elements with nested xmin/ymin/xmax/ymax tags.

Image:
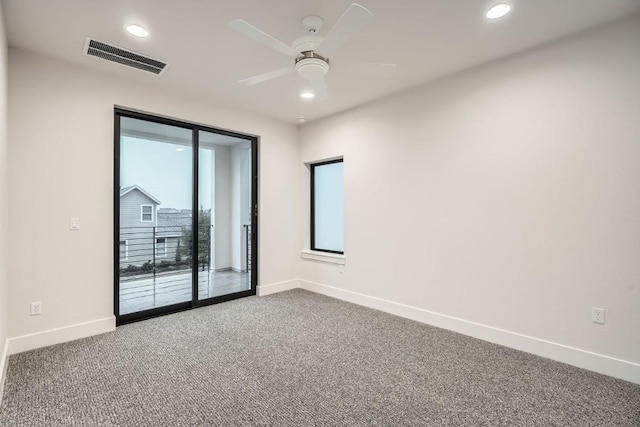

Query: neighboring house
<box><xmin>157</xmin><ymin>208</ymin><xmax>193</xmax><ymax>265</ymax></box>
<box><xmin>119</xmin><ymin>185</ymin><xmax>167</xmax><ymax>268</ymax></box>
<box><xmin>120</xmin><ymin>184</ymin><xmax>196</xmax><ymax>270</ymax></box>
<box><xmin>119</xmin><ymin>185</ymin><xmax>211</xmax><ymax>272</ymax></box>
<box><xmin>119</xmin><ymin>185</ymin><xmax>162</xmax><ymax>268</ymax></box>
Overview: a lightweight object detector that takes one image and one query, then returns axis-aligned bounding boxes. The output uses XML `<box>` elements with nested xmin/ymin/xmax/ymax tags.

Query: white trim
<box><xmin>7</xmin><ymin>316</ymin><xmax>116</xmax><ymax>355</ymax></box>
<box><xmin>300</xmin><ymin>250</ymin><xmax>346</xmax><ymax>265</ymax></box>
<box><xmin>119</xmin><ymin>239</ymin><xmax>129</xmax><ymax>261</ymax></box>
<box><xmin>298</xmin><ymin>279</ymin><xmax>640</xmax><ymax>385</ymax></box>
<box><xmin>0</xmin><ymin>338</ymin><xmax>8</xmax><ymax>403</ymax></box>
<box><xmin>304</xmin><ymin>155</ymin><xmax>344</xmax><ymax>167</ymax></box>
<box><xmin>2</xmin><ymin>283</ymin><xmax>636</xmax><ymax>389</ymax></box>
<box><xmin>257</xmin><ymin>279</ymin><xmax>300</xmax><ymax>296</ymax></box>
<box><xmin>119</xmin><ymin>184</ymin><xmax>161</xmax><ymax>204</ymax></box>
<box><xmin>140</xmin><ymin>204</ymin><xmax>154</xmax><ymax>222</ymax></box>
<box><xmin>156</xmin><ymin>237</ymin><xmax>167</xmax><ymax>257</ymax></box>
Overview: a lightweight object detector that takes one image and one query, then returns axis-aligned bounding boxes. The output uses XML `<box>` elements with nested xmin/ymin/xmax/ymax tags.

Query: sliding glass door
<box><xmin>117</xmin><ymin>117</ymin><xmax>194</xmax><ymax>316</ymax></box>
<box><xmin>197</xmin><ymin>130</ymin><xmax>253</xmax><ymax>299</ymax></box>
<box><xmin>114</xmin><ymin>109</ymin><xmax>257</xmax><ymax>324</ymax></box>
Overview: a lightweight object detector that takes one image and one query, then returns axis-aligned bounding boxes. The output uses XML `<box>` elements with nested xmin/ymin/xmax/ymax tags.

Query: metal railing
<box><xmin>119</xmin><ymin>224</ymin><xmax>213</xmax><ymax>309</ymax></box>
<box><xmin>119</xmin><ymin>225</ymin><xmax>199</xmax><ymax>274</ymax></box>
<box><xmin>119</xmin><ymin>224</ymin><xmax>250</xmax><ymax>311</ymax></box>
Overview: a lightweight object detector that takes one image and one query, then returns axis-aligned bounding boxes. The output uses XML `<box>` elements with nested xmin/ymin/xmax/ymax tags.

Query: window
<box><xmin>119</xmin><ymin>240</ymin><xmax>128</xmax><ymax>261</ymax></box>
<box><xmin>156</xmin><ymin>238</ymin><xmax>167</xmax><ymax>257</ymax></box>
<box><xmin>310</xmin><ymin>159</ymin><xmax>344</xmax><ymax>254</ymax></box>
<box><xmin>141</xmin><ymin>204</ymin><xmax>154</xmax><ymax>222</ymax></box>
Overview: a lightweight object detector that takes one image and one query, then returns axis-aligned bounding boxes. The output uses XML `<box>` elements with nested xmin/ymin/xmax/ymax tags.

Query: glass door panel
<box><xmin>197</xmin><ymin>130</ymin><xmax>252</xmax><ymax>300</ymax></box>
<box><xmin>118</xmin><ymin>117</ymin><xmax>193</xmax><ymax>316</ymax></box>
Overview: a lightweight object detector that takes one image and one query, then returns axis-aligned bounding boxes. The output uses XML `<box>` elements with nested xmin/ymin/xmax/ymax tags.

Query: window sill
<box><xmin>300</xmin><ymin>250</ymin><xmax>346</xmax><ymax>265</ymax></box>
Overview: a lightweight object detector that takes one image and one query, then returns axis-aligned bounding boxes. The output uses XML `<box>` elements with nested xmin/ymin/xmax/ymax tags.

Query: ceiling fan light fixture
<box><xmin>486</xmin><ymin>3</ymin><xmax>512</xmax><ymax>19</ymax></box>
<box><xmin>126</xmin><ymin>24</ymin><xmax>149</xmax><ymax>38</ymax></box>
<box><xmin>295</xmin><ymin>57</ymin><xmax>329</xmax><ymax>81</ymax></box>
<box><xmin>300</xmin><ymin>91</ymin><xmax>315</xmax><ymax>100</ymax></box>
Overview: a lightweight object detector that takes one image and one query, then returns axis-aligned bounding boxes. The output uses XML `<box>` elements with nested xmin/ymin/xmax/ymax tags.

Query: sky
<box><xmin>120</xmin><ymin>136</ymin><xmax>213</xmax><ymax>210</ymax></box>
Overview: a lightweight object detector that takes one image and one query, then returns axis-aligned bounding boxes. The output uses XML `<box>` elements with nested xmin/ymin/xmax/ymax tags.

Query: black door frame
<box><xmin>114</xmin><ymin>107</ymin><xmax>259</xmax><ymax>325</ymax></box>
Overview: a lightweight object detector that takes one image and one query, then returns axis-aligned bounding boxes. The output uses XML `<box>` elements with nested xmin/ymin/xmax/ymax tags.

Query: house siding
<box><xmin>155</xmin><ymin>237</ymin><xmax>181</xmax><ymax>263</ymax></box>
<box><xmin>120</xmin><ymin>189</ymin><xmax>157</xmax><ymax>267</ymax></box>
<box><xmin>120</xmin><ymin>189</ymin><xmax>157</xmax><ymax>227</ymax></box>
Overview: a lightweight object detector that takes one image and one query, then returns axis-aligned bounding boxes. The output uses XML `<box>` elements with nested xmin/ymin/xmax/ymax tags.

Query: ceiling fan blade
<box><xmin>229</xmin><ymin>19</ymin><xmax>301</xmax><ymax>58</ymax></box>
<box><xmin>332</xmin><ymin>59</ymin><xmax>397</xmax><ymax>78</ymax></box>
<box><xmin>310</xmin><ymin>78</ymin><xmax>329</xmax><ymax>101</ymax></box>
<box><xmin>239</xmin><ymin>67</ymin><xmax>295</xmax><ymax>86</ymax></box>
<box><xmin>316</xmin><ymin>3</ymin><xmax>373</xmax><ymax>57</ymax></box>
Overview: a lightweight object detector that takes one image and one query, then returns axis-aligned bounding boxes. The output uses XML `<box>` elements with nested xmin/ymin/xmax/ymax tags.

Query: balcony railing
<box><xmin>118</xmin><ymin>224</ymin><xmax>251</xmax><ymax>314</ymax></box>
<box><xmin>119</xmin><ymin>225</ymin><xmax>212</xmax><ymax>275</ymax></box>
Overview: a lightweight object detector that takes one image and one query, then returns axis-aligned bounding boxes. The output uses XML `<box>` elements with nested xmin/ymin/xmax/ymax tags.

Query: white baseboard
<box><xmin>257</xmin><ymin>279</ymin><xmax>300</xmax><ymax>296</ymax></box>
<box><xmin>1</xmin><ymin>283</ymin><xmax>637</xmax><ymax>386</ymax></box>
<box><xmin>299</xmin><ymin>279</ymin><xmax>640</xmax><ymax>385</ymax></box>
<box><xmin>0</xmin><ymin>338</ymin><xmax>8</xmax><ymax>403</ymax></box>
<box><xmin>7</xmin><ymin>316</ymin><xmax>116</xmax><ymax>355</ymax></box>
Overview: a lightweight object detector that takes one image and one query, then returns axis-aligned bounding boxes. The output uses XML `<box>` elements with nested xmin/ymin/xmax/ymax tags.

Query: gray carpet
<box><xmin>1</xmin><ymin>289</ymin><xmax>638</xmax><ymax>426</ymax></box>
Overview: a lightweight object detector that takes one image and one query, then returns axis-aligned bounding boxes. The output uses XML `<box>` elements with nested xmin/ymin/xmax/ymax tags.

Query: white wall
<box><xmin>300</xmin><ymin>14</ymin><xmax>640</xmax><ymax>370</ymax></box>
<box><xmin>240</xmin><ymin>147</ymin><xmax>251</xmax><ymax>271</ymax></box>
<box><xmin>0</xmin><ymin>3</ymin><xmax>10</xmax><ymax>390</ymax></box>
<box><xmin>231</xmin><ymin>146</ymin><xmax>241</xmax><ymax>271</ymax></box>
<box><xmin>7</xmin><ymin>48</ymin><xmax>300</xmax><ymax>340</ymax></box>
<box><xmin>231</xmin><ymin>145</ymin><xmax>251</xmax><ymax>272</ymax></box>
<box><xmin>214</xmin><ymin>145</ymin><xmax>232</xmax><ymax>270</ymax></box>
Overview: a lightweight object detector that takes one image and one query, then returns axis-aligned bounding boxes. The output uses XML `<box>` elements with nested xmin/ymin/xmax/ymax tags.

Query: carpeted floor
<box><xmin>1</xmin><ymin>289</ymin><xmax>638</xmax><ymax>426</ymax></box>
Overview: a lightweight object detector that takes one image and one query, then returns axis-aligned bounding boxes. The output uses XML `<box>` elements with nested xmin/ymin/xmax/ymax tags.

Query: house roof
<box><xmin>120</xmin><ymin>185</ymin><xmax>161</xmax><ymax>205</ymax></box>
<box><xmin>157</xmin><ymin>211</ymin><xmax>192</xmax><ymax>238</ymax></box>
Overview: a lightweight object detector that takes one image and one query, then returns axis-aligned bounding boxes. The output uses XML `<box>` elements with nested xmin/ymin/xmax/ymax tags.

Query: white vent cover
<box><xmin>83</xmin><ymin>37</ymin><xmax>169</xmax><ymax>75</ymax></box>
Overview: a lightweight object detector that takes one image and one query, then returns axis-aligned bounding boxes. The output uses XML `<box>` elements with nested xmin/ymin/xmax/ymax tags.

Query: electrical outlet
<box><xmin>30</xmin><ymin>302</ymin><xmax>42</xmax><ymax>316</ymax></box>
<box><xmin>591</xmin><ymin>307</ymin><xmax>605</xmax><ymax>324</ymax></box>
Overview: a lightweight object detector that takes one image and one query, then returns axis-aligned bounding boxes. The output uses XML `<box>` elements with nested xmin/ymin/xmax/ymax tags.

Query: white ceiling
<box><xmin>3</xmin><ymin>0</ymin><xmax>640</xmax><ymax>124</ymax></box>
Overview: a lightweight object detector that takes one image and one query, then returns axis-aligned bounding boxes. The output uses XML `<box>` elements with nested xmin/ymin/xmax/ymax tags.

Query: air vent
<box><xmin>83</xmin><ymin>38</ymin><xmax>168</xmax><ymax>75</ymax></box>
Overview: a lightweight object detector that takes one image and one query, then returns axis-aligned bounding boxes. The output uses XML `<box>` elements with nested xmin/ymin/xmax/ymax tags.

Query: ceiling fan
<box><xmin>229</xmin><ymin>3</ymin><xmax>396</xmax><ymax>101</ymax></box>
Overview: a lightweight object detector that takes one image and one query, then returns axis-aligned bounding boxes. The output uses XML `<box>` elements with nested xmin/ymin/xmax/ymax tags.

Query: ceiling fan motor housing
<box><xmin>292</xmin><ymin>34</ymin><xmax>323</xmax><ymax>53</ymax></box>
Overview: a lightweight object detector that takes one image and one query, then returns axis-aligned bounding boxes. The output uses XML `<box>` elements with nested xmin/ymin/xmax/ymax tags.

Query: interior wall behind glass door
<box><xmin>118</xmin><ymin>117</ymin><xmax>193</xmax><ymax>316</ymax></box>
<box><xmin>197</xmin><ymin>130</ymin><xmax>252</xmax><ymax>300</ymax></box>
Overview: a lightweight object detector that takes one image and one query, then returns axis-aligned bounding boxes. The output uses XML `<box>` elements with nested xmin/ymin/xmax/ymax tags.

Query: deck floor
<box><xmin>119</xmin><ymin>269</ymin><xmax>250</xmax><ymax>315</ymax></box>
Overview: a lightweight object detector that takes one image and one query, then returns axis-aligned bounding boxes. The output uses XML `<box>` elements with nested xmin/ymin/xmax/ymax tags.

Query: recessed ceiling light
<box><xmin>486</xmin><ymin>3</ymin><xmax>512</xmax><ymax>19</ymax></box>
<box><xmin>176</xmin><ymin>148</ymin><xmax>185</xmax><ymax>152</ymax></box>
<box><xmin>297</xmin><ymin>117</ymin><xmax>306</xmax><ymax>123</ymax></box>
<box><xmin>126</xmin><ymin>24</ymin><xmax>149</xmax><ymax>38</ymax></box>
<box><xmin>300</xmin><ymin>91</ymin><xmax>315</xmax><ymax>100</ymax></box>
